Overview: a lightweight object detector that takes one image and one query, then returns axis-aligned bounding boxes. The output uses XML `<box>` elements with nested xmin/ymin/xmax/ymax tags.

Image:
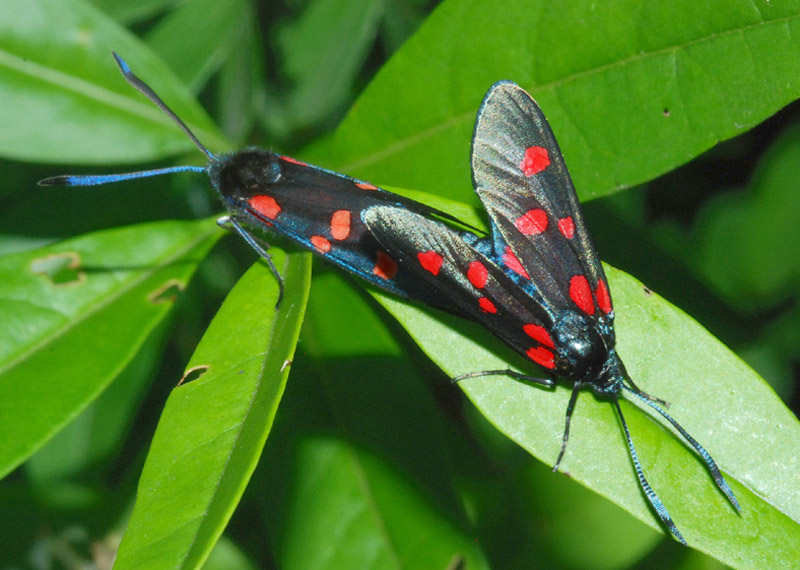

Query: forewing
<box><xmin>363</xmin><ymin>205</ymin><xmax>562</xmax><ymax>372</ymax></box>
<box><xmin>227</xmin><ymin>151</ymin><xmax>469</xmax><ymax>299</ymax></box>
<box><xmin>470</xmin><ymin>81</ymin><xmax>612</xmax><ymax>320</ymax></box>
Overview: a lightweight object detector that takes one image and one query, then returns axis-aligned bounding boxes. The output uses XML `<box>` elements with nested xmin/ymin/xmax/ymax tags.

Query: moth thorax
<box><xmin>553</xmin><ymin>311</ymin><xmax>611</xmax><ymax>383</ymax></box>
<box><xmin>209</xmin><ymin>148</ymin><xmax>282</xmax><ymax>200</ymax></box>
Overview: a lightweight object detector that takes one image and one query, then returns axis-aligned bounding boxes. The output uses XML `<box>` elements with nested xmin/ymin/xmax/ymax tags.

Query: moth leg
<box><xmin>217</xmin><ymin>215</ymin><xmax>284</xmax><ymax>307</ymax></box>
<box><xmin>452</xmin><ymin>368</ymin><xmax>555</xmax><ymax>388</ymax></box>
<box><xmin>553</xmin><ymin>382</ymin><xmax>582</xmax><ymax>472</ymax></box>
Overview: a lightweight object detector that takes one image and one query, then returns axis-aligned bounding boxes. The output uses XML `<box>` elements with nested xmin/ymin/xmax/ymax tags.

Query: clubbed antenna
<box><xmin>613</xmin><ymin>398</ymin><xmax>687</xmax><ymax>545</ymax></box>
<box><xmin>111</xmin><ymin>52</ymin><xmax>214</xmax><ymax>162</ymax></box>
<box><xmin>622</xmin><ymin>384</ymin><xmax>741</xmax><ymax>513</ymax></box>
<box><xmin>39</xmin><ymin>53</ymin><xmax>212</xmax><ymax>188</ymax></box>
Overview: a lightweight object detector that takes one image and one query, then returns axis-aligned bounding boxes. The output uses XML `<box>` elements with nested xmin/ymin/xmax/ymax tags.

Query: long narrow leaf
<box><xmin>114</xmin><ymin>251</ymin><xmax>312</xmax><ymax>570</ymax></box>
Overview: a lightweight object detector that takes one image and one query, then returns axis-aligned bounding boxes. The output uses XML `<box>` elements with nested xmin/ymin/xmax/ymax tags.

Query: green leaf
<box><xmin>693</xmin><ymin>122</ymin><xmax>800</xmax><ymax>307</ymax></box>
<box><xmin>275</xmin><ymin>0</ymin><xmax>384</xmax><ymax>131</ymax></box>
<box><xmin>25</xmin><ymin>325</ymin><xmax>168</xmax><ymax>484</ymax></box>
<box><xmin>216</xmin><ymin>5</ymin><xmax>265</xmax><ymax>145</ymax></box>
<box><xmin>254</xmin><ymin>272</ymin><xmax>492</xmax><ymax>570</ymax></box>
<box><xmin>89</xmin><ymin>0</ymin><xmax>180</xmax><ymax>25</ymax></box>
<box><xmin>0</xmin><ymin>0</ymin><xmax>227</xmax><ymax>163</ymax></box>
<box><xmin>0</xmin><ymin>218</ymin><xmax>221</xmax><ymax>479</ymax></box>
<box><xmin>113</xmin><ymin>250</ymin><xmax>311</xmax><ymax>570</ymax></box>
<box><xmin>203</xmin><ymin>536</ymin><xmax>257</xmax><ymax>570</ymax></box>
<box><xmin>306</xmin><ymin>0</ymin><xmax>800</xmax><ymax>204</ymax></box>
<box><xmin>145</xmin><ymin>0</ymin><xmax>250</xmax><ymax>93</ymax></box>
<box><xmin>272</xmin><ymin>437</ymin><xmax>487</xmax><ymax>570</ymax></box>
<box><xmin>373</xmin><ymin>264</ymin><xmax>800</xmax><ymax>567</ymax></box>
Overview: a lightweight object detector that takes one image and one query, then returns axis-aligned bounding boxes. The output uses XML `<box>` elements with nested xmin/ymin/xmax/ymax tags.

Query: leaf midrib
<box><xmin>339</xmin><ymin>10</ymin><xmax>795</xmax><ymax>173</ymax></box>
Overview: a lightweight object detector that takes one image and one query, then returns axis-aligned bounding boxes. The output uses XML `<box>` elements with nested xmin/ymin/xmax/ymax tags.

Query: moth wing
<box><xmin>233</xmin><ymin>153</ymin><xmax>468</xmax><ymax>299</ymax></box>
<box><xmin>363</xmin><ymin>205</ymin><xmax>561</xmax><ymax>371</ymax></box>
<box><xmin>471</xmin><ymin>81</ymin><xmax>612</xmax><ymax>318</ymax></box>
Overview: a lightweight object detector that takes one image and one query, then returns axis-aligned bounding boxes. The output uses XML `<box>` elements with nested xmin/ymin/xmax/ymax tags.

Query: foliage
<box><xmin>1</xmin><ymin>0</ymin><xmax>799</xmax><ymax>568</ymax></box>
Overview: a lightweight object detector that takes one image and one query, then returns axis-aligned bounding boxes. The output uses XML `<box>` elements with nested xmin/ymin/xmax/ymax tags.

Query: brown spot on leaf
<box><xmin>30</xmin><ymin>252</ymin><xmax>85</xmax><ymax>286</ymax></box>
<box><xmin>179</xmin><ymin>365</ymin><xmax>209</xmax><ymax>386</ymax></box>
<box><xmin>148</xmin><ymin>279</ymin><xmax>185</xmax><ymax>304</ymax></box>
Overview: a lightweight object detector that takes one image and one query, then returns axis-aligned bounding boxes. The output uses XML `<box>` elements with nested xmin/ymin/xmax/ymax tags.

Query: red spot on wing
<box><xmin>523</xmin><ymin>324</ymin><xmax>554</xmax><ymax>348</ymax></box>
<box><xmin>310</xmin><ymin>236</ymin><xmax>331</xmax><ymax>253</ymax></box>
<box><xmin>330</xmin><ymin>210</ymin><xmax>352</xmax><ymax>240</ymax></box>
<box><xmin>467</xmin><ymin>260</ymin><xmax>488</xmax><ymax>289</ymax></box>
<box><xmin>596</xmin><ymin>279</ymin><xmax>612</xmax><ymax>314</ymax></box>
<box><xmin>514</xmin><ymin>209</ymin><xmax>548</xmax><ymax>235</ymax></box>
<box><xmin>569</xmin><ymin>275</ymin><xmax>595</xmax><ymax>315</ymax></box>
<box><xmin>478</xmin><ymin>297</ymin><xmax>497</xmax><ymax>313</ymax></box>
<box><xmin>248</xmin><ymin>195</ymin><xmax>281</xmax><ymax>219</ymax></box>
<box><xmin>526</xmin><ymin>346</ymin><xmax>555</xmax><ymax>369</ymax></box>
<box><xmin>503</xmin><ymin>246</ymin><xmax>530</xmax><ymax>278</ymax></box>
<box><xmin>355</xmin><ymin>182</ymin><xmax>378</xmax><ymax>190</ymax></box>
<box><xmin>418</xmin><ymin>250</ymin><xmax>443</xmax><ymax>275</ymax></box>
<box><xmin>558</xmin><ymin>216</ymin><xmax>575</xmax><ymax>239</ymax></box>
<box><xmin>280</xmin><ymin>155</ymin><xmax>309</xmax><ymax>167</ymax></box>
<box><xmin>373</xmin><ymin>251</ymin><xmax>397</xmax><ymax>279</ymax></box>
<box><xmin>519</xmin><ymin>146</ymin><xmax>551</xmax><ymax>176</ymax></box>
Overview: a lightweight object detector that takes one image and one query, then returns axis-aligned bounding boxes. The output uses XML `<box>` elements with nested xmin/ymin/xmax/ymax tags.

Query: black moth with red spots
<box><xmin>41</xmin><ymin>58</ymin><xmax>740</xmax><ymax>545</ymax></box>
<box><xmin>207</xmin><ymin>146</ymin><xmax>472</xmax><ymax>302</ymax></box>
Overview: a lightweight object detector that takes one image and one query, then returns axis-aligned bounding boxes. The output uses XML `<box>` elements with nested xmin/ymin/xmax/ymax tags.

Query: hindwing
<box><xmin>363</xmin><ymin>205</ymin><xmax>560</xmax><ymax>371</ymax></box>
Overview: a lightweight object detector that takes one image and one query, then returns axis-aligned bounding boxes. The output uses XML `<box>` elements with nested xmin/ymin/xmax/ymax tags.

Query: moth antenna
<box><xmin>38</xmin><ymin>54</ymin><xmax>212</xmax><ymax>188</ymax></box>
<box><xmin>112</xmin><ymin>52</ymin><xmax>215</xmax><ymax>161</ymax></box>
<box><xmin>613</xmin><ymin>398</ymin><xmax>687</xmax><ymax>545</ymax></box>
<box><xmin>38</xmin><ymin>165</ymin><xmax>207</xmax><ymax>187</ymax></box>
<box><xmin>622</xmin><ymin>384</ymin><xmax>741</xmax><ymax>513</ymax></box>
